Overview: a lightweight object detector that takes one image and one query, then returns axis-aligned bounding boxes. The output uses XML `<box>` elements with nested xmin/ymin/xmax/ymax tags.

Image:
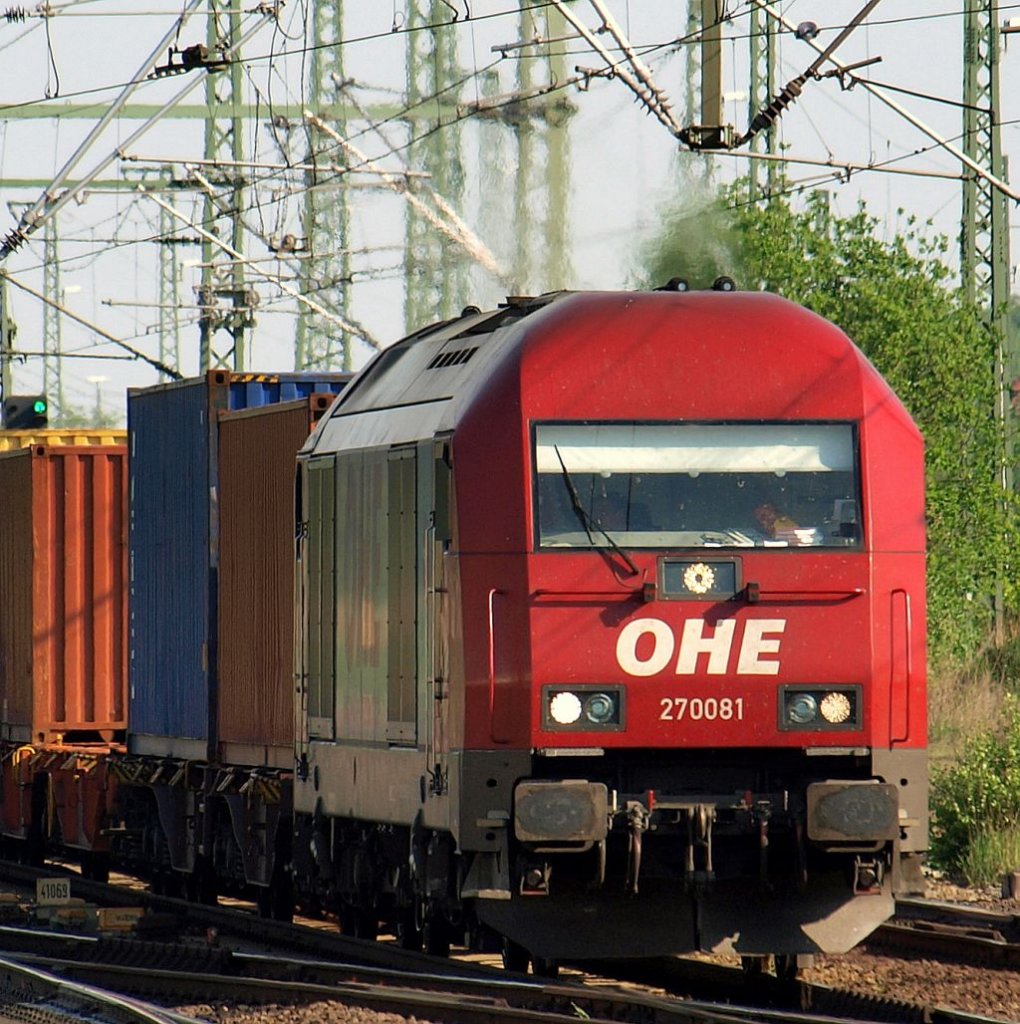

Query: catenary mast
<box><xmin>198</xmin><ymin>0</ymin><xmax>253</xmax><ymax>372</ymax></box>
<box><xmin>297</xmin><ymin>1</ymin><xmax>354</xmax><ymax>372</ymax></box>
<box><xmin>962</xmin><ymin>0</ymin><xmax>1013</xmax><ymax>639</ymax></box>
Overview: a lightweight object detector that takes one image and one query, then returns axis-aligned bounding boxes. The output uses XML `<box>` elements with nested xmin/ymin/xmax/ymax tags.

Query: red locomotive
<box><xmin>0</xmin><ymin>287</ymin><xmax>926</xmax><ymax>977</ymax></box>
<box><xmin>291</xmin><ymin>286</ymin><xmax>928</xmax><ymax>973</ymax></box>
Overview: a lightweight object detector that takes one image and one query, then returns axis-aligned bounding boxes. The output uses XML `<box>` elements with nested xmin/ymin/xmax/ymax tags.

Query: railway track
<box><xmin>0</xmin><ymin>956</ymin><xmax>199</xmax><ymax>1024</ymax></box>
<box><xmin>0</xmin><ymin>861</ymin><xmax>1009</xmax><ymax>1024</ymax></box>
<box><xmin>869</xmin><ymin>896</ymin><xmax>1020</xmax><ymax>967</ymax></box>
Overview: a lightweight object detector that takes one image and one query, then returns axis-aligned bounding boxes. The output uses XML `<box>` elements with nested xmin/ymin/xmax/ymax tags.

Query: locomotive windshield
<box><xmin>534</xmin><ymin>423</ymin><xmax>861</xmax><ymax>550</ymax></box>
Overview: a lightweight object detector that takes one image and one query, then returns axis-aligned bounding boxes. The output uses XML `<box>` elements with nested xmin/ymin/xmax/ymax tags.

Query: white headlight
<box><xmin>549</xmin><ymin>691</ymin><xmax>583</xmax><ymax>725</ymax></box>
<box><xmin>820</xmin><ymin>691</ymin><xmax>853</xmax><ymax>724</ymax></box>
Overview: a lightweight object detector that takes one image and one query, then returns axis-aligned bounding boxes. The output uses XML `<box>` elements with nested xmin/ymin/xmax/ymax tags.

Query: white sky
<box><xmin>0</xmin><ymin>1</ymin><xmax>1016</xmax><ymax>422</ymax></box>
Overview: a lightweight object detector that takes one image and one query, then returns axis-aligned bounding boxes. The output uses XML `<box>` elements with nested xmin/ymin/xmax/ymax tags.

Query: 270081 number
<box><xmin>659</xmin><ymin>697</ymin><xmax>744</xmax><ymax>721</ymax></box>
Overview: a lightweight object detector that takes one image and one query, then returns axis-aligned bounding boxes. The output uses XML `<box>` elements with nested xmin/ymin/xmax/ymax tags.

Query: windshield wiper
<box><xmin>553</xmin><ymin>446</ymin><xmax>639</xmax><ymax>576</ymax></box>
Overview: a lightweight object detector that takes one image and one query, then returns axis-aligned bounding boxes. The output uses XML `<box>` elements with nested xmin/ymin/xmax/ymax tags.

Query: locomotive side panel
<box><xmin>297</xmin><ymin>442</ymin><xmax>449</xmax><ymax>825</ymax></box>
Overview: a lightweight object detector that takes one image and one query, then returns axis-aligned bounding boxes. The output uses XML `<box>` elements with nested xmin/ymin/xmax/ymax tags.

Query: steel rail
<box><xmin>0</xmin><ymin>956</ymin><xmax>200</xmax><ymax>1024</ymax></box>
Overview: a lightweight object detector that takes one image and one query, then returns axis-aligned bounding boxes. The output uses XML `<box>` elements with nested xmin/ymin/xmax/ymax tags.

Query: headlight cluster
<box><xmin>544</xmin><ymin>686</ymin><xmax>623</xmax><ymax>730</ymax></box>
<box><xmin>780</xmin><ymin>686</ymin><xmax>860</xmax><ymax>730</ymax></box>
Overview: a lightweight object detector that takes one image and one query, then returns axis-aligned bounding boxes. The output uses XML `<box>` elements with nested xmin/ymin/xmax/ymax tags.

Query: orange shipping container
<box><xmin>217</xmin><ymin>396</ymin><xmax>333</xmax><ymax>767</ymax></box>
<box><xmin>0</xmin><ymin>444</ymin><xmax>128</xmax><ymax>745</ymax></box>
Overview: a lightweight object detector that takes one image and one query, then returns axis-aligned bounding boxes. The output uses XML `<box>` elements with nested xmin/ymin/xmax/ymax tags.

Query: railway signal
<box><xmin>2</xmin><ymin>394</ymin><xmax>48</xmax><ymax>429</ymax></box>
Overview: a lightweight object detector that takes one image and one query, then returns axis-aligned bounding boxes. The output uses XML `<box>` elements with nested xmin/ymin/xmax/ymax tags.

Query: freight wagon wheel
<box><xmin>187</xmin><ymin>857</ymin><xmax>219</xmax><ymax>906</ymax></box>
<box><xmin>82</xmin><ymin>851</ymin><xmax>110</xmax><ymax>883</ymax></box>
<box><xmin>501</xmin><ymin>937</ymin><xmax>530</xmax><ymax>973</ymax></box>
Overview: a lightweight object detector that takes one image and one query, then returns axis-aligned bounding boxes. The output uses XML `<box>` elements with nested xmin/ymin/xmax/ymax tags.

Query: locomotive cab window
<box><xmin>533</xmin><ymin>422</ymin><xmax>861</xmax><ymax>550</ymax></box>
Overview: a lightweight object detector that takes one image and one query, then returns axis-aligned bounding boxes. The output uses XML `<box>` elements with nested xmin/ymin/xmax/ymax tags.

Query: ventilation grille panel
<box><xmin>427</xmin><ymin>346</ymin><xmax>478</xmax><ymax>370</ymax></box>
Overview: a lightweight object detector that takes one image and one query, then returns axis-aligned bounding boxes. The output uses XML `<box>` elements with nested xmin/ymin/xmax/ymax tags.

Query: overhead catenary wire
<box><xmin>2</xmin><ymin>270</ymin><xmax>181</xmax><ymax>378</ymax></box>
<box><xmin>735</xmin><ymin>0</ymin><xmax>885</xmax><ymax>148</ymax></box>
<box><xmin>746</xmin><ymin>0</ymin><xmax>1020</xmax><ymax>203</ymax></box>
<box><xmin>6</xmin><ymin>11</ymin><xmax>949</xmax><ymax>301</ymax></box>
<box><xmin>548</xmin><ymin>0</ymin><xmax>681</xmax><ymax>134</ymax></box>
<box><xmin>185</xmin><ymin>166</ymin><xmax>381</xmax><ymax>347</ymax></box>
<box><xmin>3</xmin><ymin>0</ymin><xmax>1014</xmax><ymax>398</ymax></box>
<box><xmin>0</xmin><ymin>0</ymin><xmax>205</xmax><ymax>258</ymax></box>
<box><xmin>304</xmin><ymin>110</ymin><xmax>505</xmax><ymax>280</ymax></box>
<box><xmin>146</xmin><ymin>184</ymin><xmax>381</xmax><ymax>350</ymax></box>
<box><xmin>585</xmin><ymin>0</ymin><xmax>680</xmax><ymax>129</ymax></box>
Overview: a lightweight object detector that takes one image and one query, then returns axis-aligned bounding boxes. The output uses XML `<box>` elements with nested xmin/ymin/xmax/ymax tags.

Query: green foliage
<box><xmin>54</xmin><ymin>401</ymin><xmax>122</xmax><ymax>429</ymax></box>
<box><xmin>957</xmin><ymin>826</ymin><xmax>1020</xmax><ymax>887</ymax></box>
<box><xmin>929</xmin><ymin>700</ymin><xmax>1020</xmax><ymax>878</ymax></box>
<box><xmin>637</xmin><ymin>186</ymin><xmax>1018</xmax><ymax>663</ymax></box>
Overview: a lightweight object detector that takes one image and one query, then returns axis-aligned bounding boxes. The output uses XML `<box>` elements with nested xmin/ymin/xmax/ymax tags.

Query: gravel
<box><xmin>171</xmin><ymin>1007</ymin><xmax>439</xmax><ymax>1024</ymax></box>
<box><xmin>802</xmin><ymin>876</ymin><xmax>1020</xmax><ymax>1023</ymax></box>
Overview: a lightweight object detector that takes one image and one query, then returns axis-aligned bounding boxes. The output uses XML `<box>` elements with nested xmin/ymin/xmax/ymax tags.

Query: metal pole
<box><xmin>0</xmin><ymin>275</ymin><xmax>14</xmax><ymax>402</ymax></box>
<box><xmin>962</xmin><ymin>0</ymin><xmax>1013</xmax><ymax>643</ymax></box>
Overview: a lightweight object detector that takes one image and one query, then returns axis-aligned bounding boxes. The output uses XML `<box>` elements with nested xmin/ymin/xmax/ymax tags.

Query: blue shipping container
<box><xmin>128</xmin><ymin>370</ymin><xmax>349</xmax><ymax>759</ymax></box>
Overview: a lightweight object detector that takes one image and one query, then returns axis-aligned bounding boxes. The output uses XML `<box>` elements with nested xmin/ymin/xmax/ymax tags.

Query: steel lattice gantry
<box><xmin>297</xmin><ymin>0</ymin><xmax>354</xmax><ymax>372</ymax></box>
<box><xmin>962</xmin><ymin>1</ymin><xmax>1010</xmax><ymax>320</ymax></box>
<box><xmin>962</xmin><ymin>4</ymin><xmax>1014</xmax><ymax>466</ymax></box>
<box><xmin>962</xmin><ymin>0</ymin><xmax>1014</xmax><ymax>640</ymax></box>
<box><xmin>42</xmin><ymin>216</ymin><xmax>63</xmax><ymax>417</ymax></box>
<box><xmin>747</xmin><ymin>1</ymin><xmax>778</xmax><ymax>198</ymax></box>
<box><xmin>199</xmin><ymin>0</ymin><xmax>254</xmax><ymax>372</ymax></box>
<box><xmin>509</xmin><ymin>3</ymin><xmax>571</xmax><ymax>294</ymax></box>
<box><xmin>404</xmin><ymin>2</ymin><xmax>469</xmax><ymax>329</ymax></box>
<box><xmin>159</xmin><ymin>195</ymin><xmax>183</xmax><ymax>381</ymax></box>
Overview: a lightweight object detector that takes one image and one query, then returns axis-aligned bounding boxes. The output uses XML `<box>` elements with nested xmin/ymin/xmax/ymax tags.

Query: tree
<box><xmin>637</xmin><ymin>187</ymin><xmax>1017</xmax><ymax>663</ymax></box>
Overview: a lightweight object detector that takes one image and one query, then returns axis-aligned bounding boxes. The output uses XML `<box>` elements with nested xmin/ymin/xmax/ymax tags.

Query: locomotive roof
<box><xmin>303</xmin><ymin>290</ymin><xmax>571</xmax><ymax>454</ymax></box>
<box><xmin>303</xmin><ymin>288</ymin><xmax>907</xmax><ymax>457</ymax></box>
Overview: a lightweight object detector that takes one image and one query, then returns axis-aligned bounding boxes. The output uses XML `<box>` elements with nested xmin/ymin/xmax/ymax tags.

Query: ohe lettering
<box><xmin>616</xmin><ymin>616</ymin><xmax>786</xmax><ymax>677</ymax></box>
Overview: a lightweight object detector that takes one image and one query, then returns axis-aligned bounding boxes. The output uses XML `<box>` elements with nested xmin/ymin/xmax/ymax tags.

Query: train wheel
<box><xmin>740</xmin><ymin>955</ymin><xmax>766</xmax><ymax>975</ymax></box>
<box><xmin>340</xmin><ymin>903</ymin><xmax>378</xmax><ymax>941</ymax></box>
<box><xmin>774</xmin><ymin>954</ymin><xmax>799</xmax><ymax>982</ymax></box>
<box><xmin>82</xmin><ymin>851</ymin><xmax>110</xmax><ymax>883</ymax></box>
<box><xmin>501</xmin><ymin>937</ymin><xmax>530</xmax><ymax>973</ymax></box>
<box><xmin>531</xmin><ymin>956</ymin><xmax>559</xmax><ymax>979</ymax></box>
<box><xmin>186</xmin><ymin>858</ymin><xmax>219</xmax><ymax>906</ymax></box>
<box><xmin>423</xmin><ymin>911</ymin><xmax>451</xmax><ymax>958</ymax></box>
<box><xmin>395</xmin><ymin>907</ymin><xmax>423</xmax><ymax>951</ymax></box>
